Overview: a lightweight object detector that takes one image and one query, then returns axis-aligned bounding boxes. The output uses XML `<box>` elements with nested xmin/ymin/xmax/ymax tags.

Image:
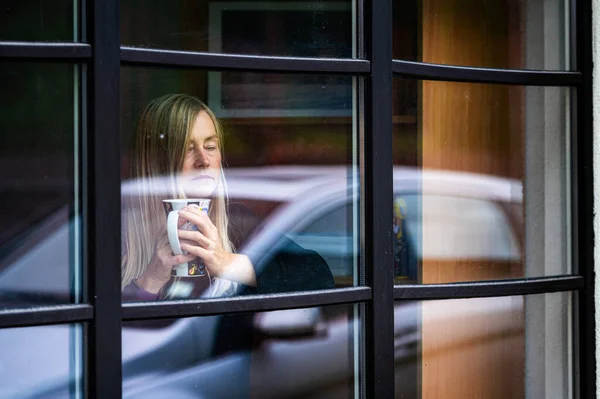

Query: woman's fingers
<box><xmin>177</xmin><ymin>215</ymin><xmax>188</xmax><ymax>228</ymax></box>
<box><xmin>178</xmin><ymin>208</ymin><xmax>217</xmax><ymax>237</ymax></box>
<box><xmin>156</xmin><ymin>238</ymin><xmax>173</xmax><ymax>256</ymax></box>
<box><xmin>172</xmin><ymin>253</ymin><xmax>196</xmax><ymax>264</ymax></box>
<box><xmin>178</xmin><ymin>229</ymin><xmax>214</xmax><ymax>249</ymax></box>
<box><xmin>180</xmin><ymin>242</ymin><xmax>210</xmax><ymax>259</ymax></box>
<box><xmin>155</xmin><ymin>239</ymin><xmax>193</xmax><ymax>263</ymax></box>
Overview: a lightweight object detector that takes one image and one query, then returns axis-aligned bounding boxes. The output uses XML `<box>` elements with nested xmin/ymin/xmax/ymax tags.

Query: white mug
<box><xmin>162</xmin><ymin>199</ymin><xmax>211</xmax><ymax>277</ymax></box>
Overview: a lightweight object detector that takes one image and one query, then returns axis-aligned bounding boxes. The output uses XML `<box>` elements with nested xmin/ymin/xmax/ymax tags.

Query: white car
<box><xmin>0</xmin><ymin>166</ymin><xmax>524</xmax><ymax>398</ymax></box>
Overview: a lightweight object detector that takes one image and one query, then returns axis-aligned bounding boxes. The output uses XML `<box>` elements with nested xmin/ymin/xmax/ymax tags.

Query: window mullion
<box><xmin>86</xmin><ymin>0</ymin><xmax>122</xmax><ymax>397</ymax></box>
<box><xmin>574</xmin><ymin>0</ymin><xmax>595</xmax><ymax>397</ymax></box>
<box><xmin>364</xmin><ymin>0</ymin><xmax>394</xmax><ymax>397</ymax></box>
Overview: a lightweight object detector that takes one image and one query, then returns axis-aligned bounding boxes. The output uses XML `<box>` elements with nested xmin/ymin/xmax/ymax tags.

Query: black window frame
<box><xmin>0</xmin><ymin>0</ymin><xmax>594</xmax><ymax>397</ymax></box>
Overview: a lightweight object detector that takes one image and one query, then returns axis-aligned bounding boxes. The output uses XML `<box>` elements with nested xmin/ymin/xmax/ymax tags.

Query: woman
<box><xmin>121</xmin><ymin>94</ymin><xmax>333</xmax><ymax>301</ymax></box>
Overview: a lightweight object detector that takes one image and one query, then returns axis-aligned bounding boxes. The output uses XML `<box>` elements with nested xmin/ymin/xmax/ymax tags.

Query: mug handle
<box><xmin>167</xmin><ymin>210</ymin><xmax>185</xmax><ymax>255</ymax></box>
<box><xmin>167</xmin><ymin>210</ymin><xmax>189</xmax><ymax>275</ymax></box>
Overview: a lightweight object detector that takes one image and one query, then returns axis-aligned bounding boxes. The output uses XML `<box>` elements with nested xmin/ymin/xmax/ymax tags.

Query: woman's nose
<box><xmin>194</xmin><ymin>150</ymin><xmax>210</xmax><ymax>168</ymax></box>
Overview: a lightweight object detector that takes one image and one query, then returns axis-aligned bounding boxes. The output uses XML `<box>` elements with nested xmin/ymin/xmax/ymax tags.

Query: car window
<box><xmin>401</xmin><ymin>194</ymin><xmax>521</xmax><ymax>261</ymax></box>
<box><xmin>289</xmin><ymin>194</ymin><xmax>520</xmax><ymax>286</ymax></box>
<box><xmin>290</xmin><ymin>202</ymin><xmax>354</xmax><ymax>287</ymax></box>
<box><xmin>298</xmin><ymin>202</ymin><xmax>351</xmax><ymax>236</ymax></box>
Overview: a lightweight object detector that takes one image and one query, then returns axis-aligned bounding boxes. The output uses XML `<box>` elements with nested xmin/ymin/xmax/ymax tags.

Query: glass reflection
<box><xmin>394</xmin><ymin>293</ymin><xmax>572</xmax><ymax>399</ymax></box>
<box><xmin>0</xmin><ymin>62</ymin><xmax>80</xmax><ymax>308</ymax></box>
<box><xmin>122</xmin><ymin>304</ymin><xmax>360</xmax><ymax>398</ymax></box>
<box><xmin>393</xmin><ymin>0</ymin><xmax>569</xmax><ymax>70</ymax></box>
<box><xmin>121</xmin><ymin>0</ymin><xmax>354</xmax><ymax>58</ymax></box>
<box><xmin>0</xmin><ymin>324</ymin><xmax>83</xmax><ymax>398</ymax></box>
<box><xmin>121</xmin><ymin>68</ymin><xmax>358</xmax><ymax>301</ymax></box>
<box><xmin>392</xmin><ymin>79</ymin><xmax>571</xmax><ymax>284</ymax></box>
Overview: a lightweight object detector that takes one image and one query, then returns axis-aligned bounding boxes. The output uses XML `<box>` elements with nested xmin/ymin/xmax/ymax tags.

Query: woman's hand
<box><xmin>178</xmin><ymin>206</ymin><xmax>257</xmax><ymax>286</ymax></box>
<box><xmin>136</xmin><ymin>227</ymin><xmax>196</xmax><ymax>294</ymax></box>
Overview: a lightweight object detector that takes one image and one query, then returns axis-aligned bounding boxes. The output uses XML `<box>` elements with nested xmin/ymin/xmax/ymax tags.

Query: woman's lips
<box><xmin>191</xmin><ymin>175</ymin><xmax>214</xmax><ymax>182</ymax></box>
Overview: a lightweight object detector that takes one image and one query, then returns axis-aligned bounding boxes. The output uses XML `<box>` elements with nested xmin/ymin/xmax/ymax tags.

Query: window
<box><xmin>0</xmin><ymin>0</ymin><xmax>593</xmax><ymax>398</ymax></box>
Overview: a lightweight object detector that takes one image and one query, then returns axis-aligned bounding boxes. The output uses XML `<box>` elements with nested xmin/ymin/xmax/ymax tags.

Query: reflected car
<box><xmin>0</xmin><ymin>166</ymin><xmax>524</xmax><ymax>398</ymax></box>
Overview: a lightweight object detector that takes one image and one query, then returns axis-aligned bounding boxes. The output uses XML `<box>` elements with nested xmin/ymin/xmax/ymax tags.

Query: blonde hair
<box><xmin>121</xmin><ymin>94</ymin><xmax>237</xmax><ymax>297</ymax></box>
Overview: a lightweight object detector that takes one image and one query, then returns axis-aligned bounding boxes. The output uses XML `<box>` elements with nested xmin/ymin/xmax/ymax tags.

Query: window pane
<box><xmin>0</xmin><ymin>0</ymin><xmax>77</xmax><ymax>41</ymax></box>
<box><xmin>392</xmin><ymin>79</ymin><xmax>571</xmax><ymax>284</ymax></box>
<box><xmin>394</xmin><ymin>292</ymin><xmax>573</xmax><ymax>399</ymax></box>
<box><xmin>0</xmin><ymin>323</ymin><xmax>83</xmax><ymax>398</ymax></box>
<box><xmin>122</xmin><ymin>304</ymin><xmax>361</xmax><ymax>398</ymax></box>
<box><xmin>0</xmin><ymin>62</ymin><xmax>81</xmax><ymax>308</ymax></box>
<box><xmin>121</xmin><ymin>0</ymin><xmax>354</xmax><ymax>58</ymax></box>
<box><xmin>120</xmin><ymin>67</ymin><xmax>358</xmax><ymax>301</ymax></box>
<box><xmin>393</xmin><ymin>0</ymin><xmax>569</xmax><ymax>70</ymax></box>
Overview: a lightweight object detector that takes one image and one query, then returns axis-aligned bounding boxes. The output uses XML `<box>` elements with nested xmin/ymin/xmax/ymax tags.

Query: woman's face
<box><xmin>179</xmin><ymin>111</ymin><xmax>222</xmax><ymax>198</ymax></box>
